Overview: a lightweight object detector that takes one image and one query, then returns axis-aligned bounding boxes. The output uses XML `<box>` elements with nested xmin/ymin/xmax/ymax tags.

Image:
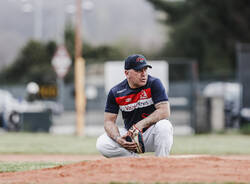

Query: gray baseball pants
<box><xmin>96</xmin><ymin>119</ymin><xmax>173</xmax><ymax>157</ymax></box>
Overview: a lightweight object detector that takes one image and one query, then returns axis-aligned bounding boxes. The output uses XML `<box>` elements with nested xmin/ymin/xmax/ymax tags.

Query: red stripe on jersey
<box><xmin>115</xmin><ymin>88</ymin><xmax>152</xmax><ymax>106</ymax></box>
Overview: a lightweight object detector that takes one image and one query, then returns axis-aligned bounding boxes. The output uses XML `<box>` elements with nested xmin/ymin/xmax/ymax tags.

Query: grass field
<box><xmin>0</xmin><ymin>132</ymin><xmax>97</xmax><ymax>155</ymax></box>
<box><xmin>0</xmin><ymin>132</ymin><xmax>97</xmax><ymax>172</ymax></box>
<box><xmin>0</xmin><ymin>161</ymin><xmax>70</xmax><ymax>172</ymax></box>
<box><xmin>0</xmin><ymin>132</ymin><xmax>250</xmax><ymax>172</ymax></box>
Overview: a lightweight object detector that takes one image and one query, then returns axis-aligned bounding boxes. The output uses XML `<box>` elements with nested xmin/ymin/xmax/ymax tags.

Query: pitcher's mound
<box><xmin>1</xmin><ymin>155</ymin><xmax>250</xmax><ymax>183</ymax></box>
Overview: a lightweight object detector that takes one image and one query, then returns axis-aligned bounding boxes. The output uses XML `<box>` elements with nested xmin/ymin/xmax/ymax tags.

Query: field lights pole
<box><xmin>75</xmin><ymin>0</ymin><xmax>86</xmax><ymax>136</ymax></box>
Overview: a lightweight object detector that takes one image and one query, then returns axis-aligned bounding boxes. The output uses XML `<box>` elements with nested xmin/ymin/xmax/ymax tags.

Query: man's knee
<box><xmin>154</xmin><ymin>119</ymin><xmax>173</xmax><ymax>156</ymax></box>
<box><xmin>96</xmin><ymin>134</ymin><xmax>110</xmax><ymax>157</ymax></box>
<box><xmin>155</xmin><ymin>119</ymin><xmax>173</xmax><ymax>136</ymax></box>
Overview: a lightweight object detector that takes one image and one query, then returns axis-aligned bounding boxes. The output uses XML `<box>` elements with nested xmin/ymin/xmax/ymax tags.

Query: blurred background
<box><xmin>0</xmin><ymin>0</ymin><xmax>250</xmax><ymax>136</ymax></box>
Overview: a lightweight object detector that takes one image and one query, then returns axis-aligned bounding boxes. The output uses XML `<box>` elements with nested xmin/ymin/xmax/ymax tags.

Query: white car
<box><xmin>0</xmin><ymin>89</ymin><xmax>22</xmax><ymax>130</ymax></box>
<box><xmin>0</xmin><ymin>89</ymin><xmax>63</xmax><ymax>131</ymax></box>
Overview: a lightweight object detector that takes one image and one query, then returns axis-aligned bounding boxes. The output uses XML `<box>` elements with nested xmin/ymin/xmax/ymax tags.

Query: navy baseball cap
<box><xmin>124</xmin><ymin>54</ymin><xmax>152</xmax><ymax>70</ymax></box>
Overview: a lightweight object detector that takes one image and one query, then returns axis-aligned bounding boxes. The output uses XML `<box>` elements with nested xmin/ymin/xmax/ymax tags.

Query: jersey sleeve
<box><xmin>151</xmin><ymin>78</ymin><xmax>168</xmax><ymax>104</ymax></box>
<box><xmin>105</xmin><ymin>89</ymin><xmax>119</xmax><ymax>114</ymax></box>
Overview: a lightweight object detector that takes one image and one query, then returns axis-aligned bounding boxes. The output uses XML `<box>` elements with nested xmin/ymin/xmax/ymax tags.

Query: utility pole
<box><xmin>74</xmin><ymin>0</ymin><xmax>86</xmax><ymax>136</ymax></box>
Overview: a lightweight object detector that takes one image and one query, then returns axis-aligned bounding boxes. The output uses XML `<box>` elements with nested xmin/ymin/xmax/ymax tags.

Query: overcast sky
<box><xmin>0</xmin><ymin>0</ymin><xmax>167</xmax><ymax>68</ymax></box>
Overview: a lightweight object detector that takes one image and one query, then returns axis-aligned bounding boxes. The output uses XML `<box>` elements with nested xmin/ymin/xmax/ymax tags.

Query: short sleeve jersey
<box><xmin>105</xmin><ymin>75</ymin><xmax>168</xmax><ymax>130</ymax></box>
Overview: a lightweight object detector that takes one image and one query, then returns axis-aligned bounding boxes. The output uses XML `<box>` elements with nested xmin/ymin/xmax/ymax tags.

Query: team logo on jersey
<box><xmin>116</xmin><ymin>88</ymin><xmax>153</xmax><ymax>112</ymax></box>
<box><xmin>125</xmin><ymin>98</ymin><xmax>132</xmax><ymax>102</ymax></box>
<box><xmin>140</xmin><ymin>90</ymin><xmax>148</xmax><ymax>99</ymax></box>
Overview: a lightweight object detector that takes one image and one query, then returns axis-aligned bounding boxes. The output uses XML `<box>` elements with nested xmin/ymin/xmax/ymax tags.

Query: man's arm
<box><xmin>104</xmin><ymin>112</ymin><xmax>137</xmax><ymax>151</ymax></box>
<box><xmin>104</xmin><ymin>112</ymin><xmax>120</xmax><ymax>141</ymax></box>
<box><xmin>135</xmin><ymin>101</ymin><xmax>170</xmax><ymax>130</ymax></box>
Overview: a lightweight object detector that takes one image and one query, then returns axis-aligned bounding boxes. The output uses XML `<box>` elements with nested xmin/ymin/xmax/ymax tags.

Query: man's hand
<box><xmin>116</xmin><ymin>135</ymin><xmax>138</xmax><ymax>152</ymax></box>
<box><xmin>125</xmin><ymin>125</ymin><xmax>145</xmax><ymax>153</ymax></box>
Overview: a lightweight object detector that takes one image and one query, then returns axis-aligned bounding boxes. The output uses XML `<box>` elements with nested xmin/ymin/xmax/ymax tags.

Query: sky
<box><xmin>0</xmin><ymin>0</ymin><xmax>167</xmax><ymax>68</ymax></box>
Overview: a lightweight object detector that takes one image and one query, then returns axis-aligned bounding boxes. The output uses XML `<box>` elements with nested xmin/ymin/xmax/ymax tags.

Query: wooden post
<box><xmin>75</xmin><ymin>58</ymin><xmax>86</xmax><ymax>136</ymax></box>
<box><xmin>74</xmin><ymin>0</ymin><xmax>85</xmax><ymax>136</ymax></box>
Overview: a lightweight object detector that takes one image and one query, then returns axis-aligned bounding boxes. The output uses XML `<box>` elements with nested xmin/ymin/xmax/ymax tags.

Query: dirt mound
<box><xmin>1</xmin><ymin>155</ymin><xmax>250</xmax><ymax>184</ymax></box>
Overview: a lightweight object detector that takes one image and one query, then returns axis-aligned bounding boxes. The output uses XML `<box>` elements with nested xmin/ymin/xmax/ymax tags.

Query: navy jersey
<box><xmin>105</xmin><ymin>75</ymin><xmax>168</xmax><ymax>130</ymax></box>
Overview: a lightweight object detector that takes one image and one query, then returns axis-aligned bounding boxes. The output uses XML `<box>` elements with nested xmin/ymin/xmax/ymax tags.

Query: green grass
<box><xmin>171</xmin><ymin>133</ymin><xmax>250</xmax><ymax>155</ymax></box>
<box><xmin>0</xmin><ymin>132</ymin><xmax>98</xmax><ymax>154</ymax></box>
<box><xmin>0</xmin><ymin>161</ymin><xmax>68</xmax><ymax>172</ymax></box>
<box><xmin>1</xmin><ymin>132</ymin><xmax>250</xmax><ymax>155</ymax></box>
<box><xmin>0</xmin><ymin>132</ymin><xmax>97</xmax><ymax>172</ymax></box>
<box><xmin>0</xmin><ymin>132</ymin><xmax>250</xmax><ymax>173</ymax></box>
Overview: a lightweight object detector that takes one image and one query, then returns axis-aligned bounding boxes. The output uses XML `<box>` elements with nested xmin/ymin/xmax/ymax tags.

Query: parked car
<box><xmin>0</xmin><ymin>89</ymin><xmax>63</xmax><ymax>131</ymax></box>
<box><xmin>0</xmin><ymin>89</ymin><xmax>22</xmax><ymax>131</ymax></box>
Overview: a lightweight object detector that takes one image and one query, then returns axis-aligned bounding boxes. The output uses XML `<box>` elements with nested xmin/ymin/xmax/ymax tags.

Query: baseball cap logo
<box><xmin>124</xmin><ymin>54</ymin><xmax>152</xmax><ymax>70</ymax></box>
<box><xmin>136</xmin><ymin>57</ymin><xmax>145</xmax><ymax>63</ymax></box>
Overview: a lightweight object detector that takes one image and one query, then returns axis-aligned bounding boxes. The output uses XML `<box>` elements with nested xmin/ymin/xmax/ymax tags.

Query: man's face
<box><xmin>125</xmin><ymin>67</ymin><xmax>148</xmax><ymax>88</ymax></box>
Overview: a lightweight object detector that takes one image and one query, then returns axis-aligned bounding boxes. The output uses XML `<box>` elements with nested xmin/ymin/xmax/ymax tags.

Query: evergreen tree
<box><xmin>0</xmin><ymin>40</ymin><xmax>57</xmax><ymax>84</ymax></box>
<box><xmin>0</xmin><ymin>24</ymin><xmax>125</xmax><ymax>84</ymax></box>
<box><xmin>147</xmin><ymin>0</ymin><xmax>250</xmax><ymax>79</ymax></box>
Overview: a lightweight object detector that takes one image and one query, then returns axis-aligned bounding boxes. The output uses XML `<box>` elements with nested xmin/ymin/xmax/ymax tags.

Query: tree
<box><xmin>147</xmin><ymin>0</ymin><xmax>250</xmax><ymax>79</ymax></box>
<box><xmin>64</xmin><ymin>23</ymin><xmax>124</xmax><ymax>61</ymax></box>
<box><xmin>0</xmin><ymin>24</ymin><xmax>125</xmax><ymax>84</ymax></box>
<box><xmin>0</xmin><ymin>40</ymin><xmax>57</xmax><ymax>84</ymax></box>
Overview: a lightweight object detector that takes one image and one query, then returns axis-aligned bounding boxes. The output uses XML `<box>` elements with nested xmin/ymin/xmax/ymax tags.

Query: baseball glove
<box><xmin>125</xmin><ymin>125</ymin><xmax>145</xmax><ymax>153</ymax></box>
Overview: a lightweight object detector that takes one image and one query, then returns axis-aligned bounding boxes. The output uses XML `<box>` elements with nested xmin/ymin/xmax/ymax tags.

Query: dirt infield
<box><xmin>1</xmin><ymin>155</ymin><xmax>250</xmax><ymax>184</ymax></box>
